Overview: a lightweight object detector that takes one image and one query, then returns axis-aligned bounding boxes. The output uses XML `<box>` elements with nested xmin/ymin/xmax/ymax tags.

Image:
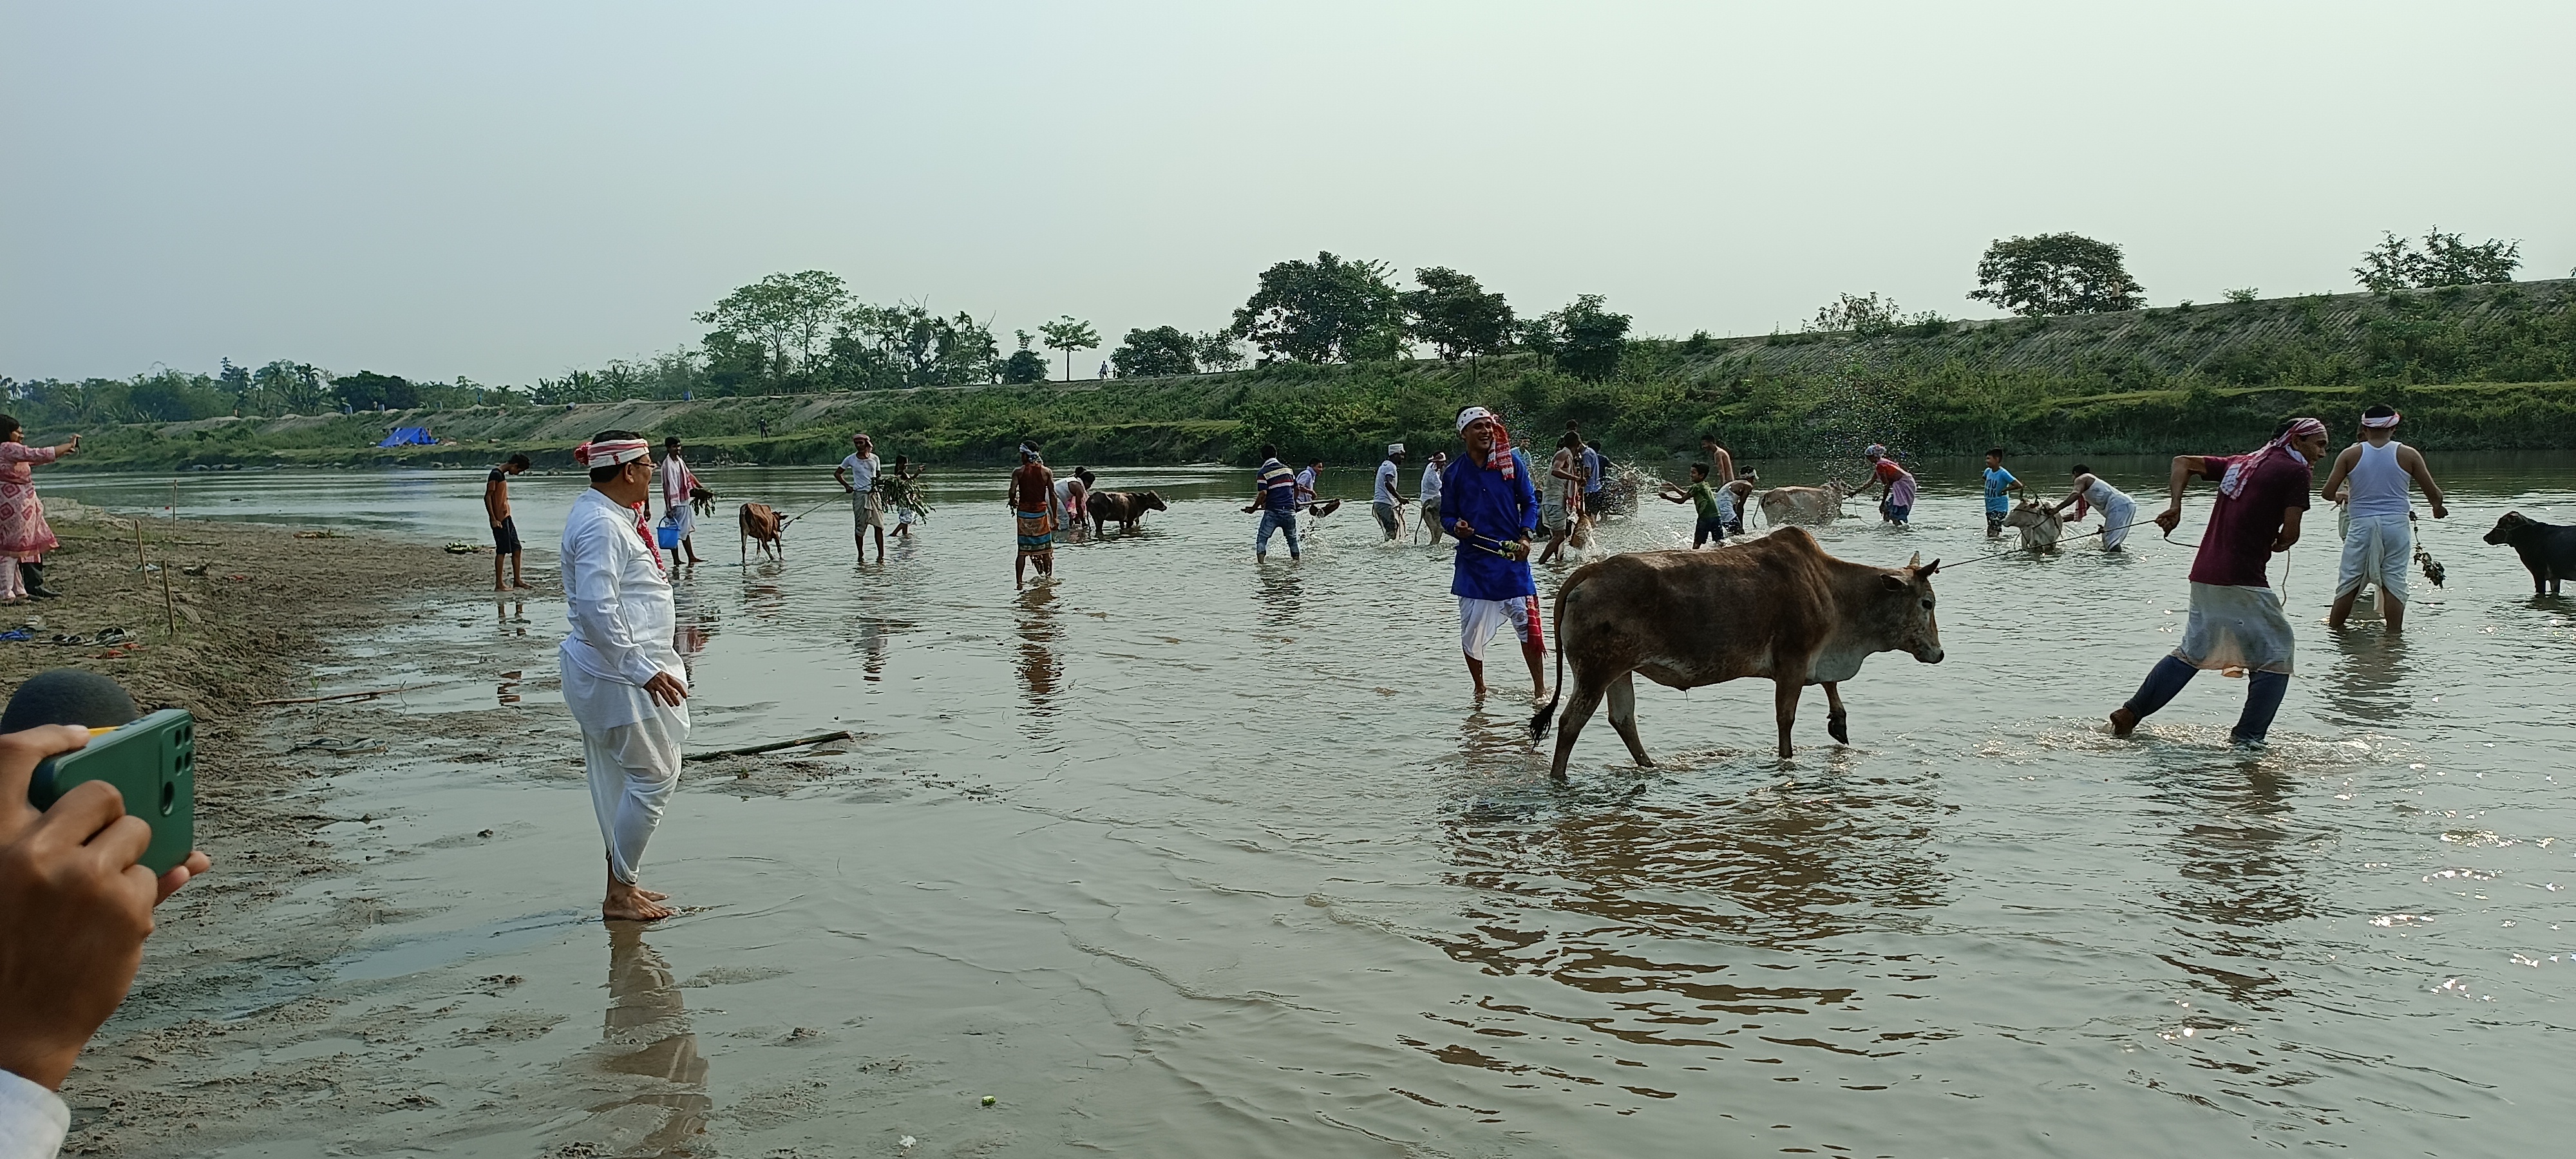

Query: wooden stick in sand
<box><xmin>683</xmin><ymin>730</ymin><xmax>855</xmax><ymax>762</ymax></box>
<box><xmin>251</xmin><ymin>684</ymin><xmax>429</xmax><ymax>706</ymax></box>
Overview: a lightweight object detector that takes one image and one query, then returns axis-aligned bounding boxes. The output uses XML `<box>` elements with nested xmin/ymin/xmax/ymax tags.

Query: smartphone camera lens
<box><xmin>160</xmin><ymin>779</ymin><xmax>176</xmax><ymax>816</ymax></box>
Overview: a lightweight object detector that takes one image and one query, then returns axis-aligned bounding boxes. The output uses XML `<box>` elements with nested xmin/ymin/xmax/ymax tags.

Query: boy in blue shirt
<box><xmin>1982</xmin><ymin>447</ymin><xmax>2022</xmax><ymax>538</ymax></box>
<box><xmin>1441</xmin><ymin>407</ymin><xmax>1546</xmax><ymax>700</ymax></box>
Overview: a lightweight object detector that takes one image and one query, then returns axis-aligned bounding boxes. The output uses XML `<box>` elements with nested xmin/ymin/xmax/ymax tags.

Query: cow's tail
<box><xmin>1530</xmin><ymin>585</ymin><xmax>1571</xmax><ymax>741</ymax></box>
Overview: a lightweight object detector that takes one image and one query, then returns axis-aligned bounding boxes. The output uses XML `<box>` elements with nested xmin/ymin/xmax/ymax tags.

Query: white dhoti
<box><xmin>2336</xmin><ymin>511</ymin><xmax>2410</xmax><ymax>604</ymax></box>
<box><xmin>583</xmin><ymin>706</ymin><xmax>685</xmax><ymax>884</ymax></box>
<box><xmin>2175</xmin><ymin>583</ymin><xmax>2297</xmax><ymax>675</ymax></box>
<box><xmin>561</xmin><ymin>487</ymin><xmax>693</xmax><ymax>888</ymax></box>
<box><xmin>2100</xmin><ymin>496</ymin><xmax>2137</xmax><ymax>551</ymax></box>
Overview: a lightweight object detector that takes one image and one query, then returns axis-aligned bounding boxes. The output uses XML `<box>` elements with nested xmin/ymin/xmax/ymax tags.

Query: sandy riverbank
<box><xmin>15</xmin><ymin>504</ymin><xmax>883</xmax><ymax>1155</ymax></box>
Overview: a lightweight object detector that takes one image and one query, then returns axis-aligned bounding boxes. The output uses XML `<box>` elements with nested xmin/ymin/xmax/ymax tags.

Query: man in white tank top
<box><xmin>2318</xmin><ymin>404</ymin><xmax>2448</xmax><ymax>631</ymax></box>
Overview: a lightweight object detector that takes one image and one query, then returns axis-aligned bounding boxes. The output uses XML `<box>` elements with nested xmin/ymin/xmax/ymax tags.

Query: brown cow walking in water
<box><xmin>739</xmin><ymin>502</ymin><xmax>785</xmax><ymax>563</ymax></box>
<box><xmin>1531</xmin><ymin>527</ymin><xmax>1944</xmax><ymax>775</ymax></box>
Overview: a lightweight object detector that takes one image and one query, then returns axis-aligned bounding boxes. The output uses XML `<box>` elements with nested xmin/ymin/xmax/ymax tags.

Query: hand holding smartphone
<box><xmin>26</xmin><ymin>710</ymin><xmax>195</xmax><ymax>874</ymax></box>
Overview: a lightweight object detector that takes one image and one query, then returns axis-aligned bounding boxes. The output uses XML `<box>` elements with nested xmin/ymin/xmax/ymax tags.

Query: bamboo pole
<box><xmin>251</xmin><ymin>683</ymin><xmax>436</xmax><ymax>707</ymax></box>
<box><xmin>682</xmin><ymin>730</ymin><xmax>854</xmax><ymax>762</ymax></box>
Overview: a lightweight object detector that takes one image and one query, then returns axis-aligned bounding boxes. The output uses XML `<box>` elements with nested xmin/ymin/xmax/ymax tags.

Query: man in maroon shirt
<box><xmin>2109</xmin><ymin>417</ymin><xmax>2331</xmax><ymax>744</ymax></box>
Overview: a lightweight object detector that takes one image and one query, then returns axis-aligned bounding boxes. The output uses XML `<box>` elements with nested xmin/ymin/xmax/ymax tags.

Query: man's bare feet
<box><xmin>605</xmin><ymin>880</ymin><xmax>674</xmax><ymax>921</ymax></box>
<box><xmin>2109</xmin><ymin>706</ymin><xmax>2139</xmax><ymax>737</ymax></box>
<box><xmin>512</xmin><ymin>581</ymin><xmax>533</xmax><ymax>590</ymax></box>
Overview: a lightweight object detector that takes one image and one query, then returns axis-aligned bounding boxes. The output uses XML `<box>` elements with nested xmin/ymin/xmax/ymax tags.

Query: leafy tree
<box><xmin>1808</xmin><ymin>292</ymin><xmax>1905</xmax><ymax>337</ymax></box>
<box><xmin>1112</xmin><ymin>326</ymin><xmax>1200</xmax><ymax>378</ymax></box>
<box><xmin>128</xmin><ymin>370</ymin><xmax>227</xmax><ymax>422</ymax></box>
<box><xmin>1540</xmin><ymin>294</ymin><xmax>1631</xmax><ymax>382</ymax></box>
<box><xmin>1401</xmin><ymin>267</ymin><xmax>1515</xmax><ymax>366</ymax></box>
<box><xmin>1229</xmin><ymin>252</ymin><xmax>1406</xmax><ymax>364</ymax></box>
<box><xmin>330</xmin><ymin>370</ymin><xmax>419</xmax><ymax>411</ymax></box>
<box><xmin>1001</xmin><ymin>330</ymin><xmax>1050</xmax><ymax>384</ymax></box>
<box><xmin>2224</xmin><ymin>287</ymin><xmax>2260</xmax><ymax>303</ymax></box>
<box><xmin>695</xmin><ymin>270</ymin><xmax>851</xmax><ymax>390</ymax></box>
<box><xmin>251</xmin><ymin>360</ymin><xmax>330</xmax><ymax>414</ymax></box>
<box><xmin>2354</xmin><ymin>228</ymin><xmax>2522</xmax><ymax>292</ymax></box>
<box><xmin>828</xmin><ymin>304</ymin><xmax>1001</xmax><ymax>389</ymax></box>
<box><xmin>1517</xmin><ymin>316</ymin><xmax>1562</xmax><ymax>369</ymax></box>
<box><xmin>1194</xmin><ymin>331</ymin><xmax>1247</xmax><ymax>373</ymax></box>
<box><xmin>700</xmin><ymin>331</ymin><xmax>769</xmax><ymax>395</ymax></box>
<box><xmin>216</xmin><ymin>358</ymin><xmax>252</xmax><ymax>410</ymax></box>
<box><xmin>1038</xmin><ymin>316</ymin><xmax>1101</xmax><ymax>381</ymax></box>
<box><xmin>1968</xmin><ymin>233</ymin><xmax>2146</xmax><ymax>316</ymax></box>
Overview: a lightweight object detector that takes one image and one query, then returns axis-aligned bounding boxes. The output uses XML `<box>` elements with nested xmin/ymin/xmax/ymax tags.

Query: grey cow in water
<box><xmin>1531</xmin><ymin>527</ymin><xmax>1945</xmax><ymax>773</ymax></box>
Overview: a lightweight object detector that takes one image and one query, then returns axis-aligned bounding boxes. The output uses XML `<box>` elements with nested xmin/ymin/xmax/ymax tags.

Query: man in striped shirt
<box><xmin>1244</xmin><ymin>444</ymin><xmax>1302</xmax><ymax>561</ymax></box>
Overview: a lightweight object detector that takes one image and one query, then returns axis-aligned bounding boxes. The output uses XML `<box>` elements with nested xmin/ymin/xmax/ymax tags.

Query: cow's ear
<box><xmin>1906</xmin><ymin>552</ymin><xmax>1921</xmax><ymax>568</ymax></box>
<box><xmin>1881</xmin><ymin>573</ymin><xmax>1908</xmax><ymax>591</ymax></box>
<box><xmin>1920</xmin><ymin>559</ymin><xmax>1942</xmax><ymax>577</ymax></box>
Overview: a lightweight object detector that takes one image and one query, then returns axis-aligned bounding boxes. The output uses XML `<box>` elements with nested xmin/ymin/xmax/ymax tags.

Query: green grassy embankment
<box><xmin>50</xmin><ymin>279</ymin><xmax>2576</xmax><ymax>471</ymax></box>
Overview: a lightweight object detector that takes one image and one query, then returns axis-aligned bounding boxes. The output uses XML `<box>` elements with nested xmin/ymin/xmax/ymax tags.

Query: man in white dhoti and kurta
<box><xmin>561</xmin><ymin>431</ymin><xmax>692</xmax><ymax>921</ymax></box>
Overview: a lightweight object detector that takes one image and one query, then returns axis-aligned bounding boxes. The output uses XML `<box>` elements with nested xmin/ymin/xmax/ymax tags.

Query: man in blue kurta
<box><xmin>1440</xmin><ymin>406</ymin><xmax>1548</xmax><ymax>700</ymax></box>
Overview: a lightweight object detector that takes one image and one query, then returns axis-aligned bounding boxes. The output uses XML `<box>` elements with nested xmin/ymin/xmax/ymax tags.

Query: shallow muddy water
<box><xmin>48</xmin><ymin>453</ymin><xmax>2576</xmax><ymax>1155</ymax></box>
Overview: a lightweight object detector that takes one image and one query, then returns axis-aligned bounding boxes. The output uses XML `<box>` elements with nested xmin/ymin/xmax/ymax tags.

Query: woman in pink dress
<box><xmin>0</xmin><ymin>415</ymin><xmax>80</xmax><ymax>601</ymax></box>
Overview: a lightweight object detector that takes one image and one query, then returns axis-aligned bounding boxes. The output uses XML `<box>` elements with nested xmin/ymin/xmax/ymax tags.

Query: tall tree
<box><xmin>1002</xmin><ymin>330</ymin><xmax>1050</xmax><ymax>384</ymax></box>
<box><xmin>1038</xmin><ymin>316</ymin><xmax>1101</xmax><ymax>381</ymax></box>
<box><xmin>2354</xmin><ymin>228</ymin><xmax>2523</xmax><ymax>291</ymax></box>
<box><xmin>695</xmin><ymin>270</ymin><xmax>852</xmax><ymax>390</ymax></box>
<box><xmin>1111</xmin><ymin>326</ymin><xmax>1200</xmax><ymax>378</ymax></box>
<box><xmin>1194</xmin><ymin>331</ymin><xmax>1247</xmax><ymax>373</ymax></box>
<box><xmin>1401</xmin><ymin>267</ymin><xmax>1515</xmax><ymax>367</ymax></box>
<box><xmin>1967</xmin><ymin>233</ymin><xmax>2145</xmax><ymax>316</ymax></box>
<box><xmin>1229</xmin><ymin>252</ymin><xmax>1406</xmax><ymax>364</ymax></box>
<box><xmin>251</xmin><ymin>359</ymin><xmax>329</xmax><ymax>415</ymax></box>
<box><xmin>329</xmin><ymin>370</ymin><xmax>419</xmax><ymax>411</ymax></box>
<box><xmin>1545</xmin><ymin>294</ymin><xmax>1632</xmax><ymax>382</ymax></box>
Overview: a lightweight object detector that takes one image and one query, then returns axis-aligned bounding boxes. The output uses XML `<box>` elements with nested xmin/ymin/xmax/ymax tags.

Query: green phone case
<box><xmin>30</xmin><ymin>709</ymin><xmax>196</xmax><ymax>874</ymax></box>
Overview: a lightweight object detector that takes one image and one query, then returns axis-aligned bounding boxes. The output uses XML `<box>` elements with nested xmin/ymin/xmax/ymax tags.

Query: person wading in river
<box><xmin>485</xmin><ymin>453</ymin><xmax>532</xmax><ymax>590</ymax></box>
<box><xmin>1442</xmin><ymin>406</ymin><xmax>1546</xmax><ymax>700</ymax></box>
<box><xmin>658</xmin><ymin>437</ymin><xmax>705</xmax><ymax>569</ymax></box>
<box><xmin>1245</xmin><ymin>444</ymin><xmax>1302</xmax><ymax>561</ymax></box>
<box><xmin>1419</xmin><ymin>451</ymin><xmax>1448</xmax><ymax>545</ymax></box>
<box><xmin>1862</xmin><ymin>444</ymin><xmax>1917</xmax><ymax>527</ymax></box>
<box><xmin>1373</xmin><ymin>444</ymin><xmax>1409</xmax><ymax>541</ymax></box>
<box><xmin>1535</xmin><ymin>431</ymin><xmax>1587</xmax><ymax>565</ymax></box>
<box><xmin>835</xmin><ymin>433</ymin><xmax>886</xmax><ymax>565</ymax></box>
<box><xmin>2109</xmin><ymin>417</ymin><xmax>2329</xmax><ymax>745</ymax></box>
<box><xmin>560</xmin><ymin>431</ymin><xmax>691</xmax><ymax>922</ymax></box>
<box><xmin>2318</xmin><ymin>404</ymin><xmax>2449</xmax><ymax>632</ymax></box>
<box><xmin>1009</xmin><ymin>442</ymin><xmax>1056</xmax><ymax>590</ymax></box>
<box><xmin>2050</xmin><ymin>465</ymin><xmax>2141</xmax><ymax>552</ymax></box>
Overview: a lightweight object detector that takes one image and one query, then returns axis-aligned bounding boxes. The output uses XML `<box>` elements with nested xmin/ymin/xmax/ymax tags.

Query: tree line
<box><xmin>2</xmin><ymin>225</ymin><xmax>2536</xmax><ymax>430</ymax></box>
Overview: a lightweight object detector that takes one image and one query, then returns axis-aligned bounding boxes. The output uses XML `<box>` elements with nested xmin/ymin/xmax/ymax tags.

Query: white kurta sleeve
<box><xmin>0</xmin><ymin>1068</ymin><xmax>68</xmax><ymax>1159</ymax></box>
<box><xmin>564</xmin><ymin>520</ymin><xmax>665</xmax><ymax>688</ymax></box>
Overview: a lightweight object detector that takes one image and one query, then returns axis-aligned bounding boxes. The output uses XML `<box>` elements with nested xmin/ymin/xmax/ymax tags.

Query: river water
<box><xmin>44</xmin><ymin>453</ymin><xmax>2576</xmax><ymax>1156</ymax></box>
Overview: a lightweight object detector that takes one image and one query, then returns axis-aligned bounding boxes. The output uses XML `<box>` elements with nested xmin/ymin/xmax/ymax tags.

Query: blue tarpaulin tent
<box><xmin>377</xmin><ymin>427</ymin><xmax>435</xmax><ymax>448</ymax></box>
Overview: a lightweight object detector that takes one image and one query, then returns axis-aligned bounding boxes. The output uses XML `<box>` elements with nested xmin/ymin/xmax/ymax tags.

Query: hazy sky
<box><xmin>6</xmin><ymin>1</ymin><xmax>2571</xmax><ymax>384</ymax></box>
